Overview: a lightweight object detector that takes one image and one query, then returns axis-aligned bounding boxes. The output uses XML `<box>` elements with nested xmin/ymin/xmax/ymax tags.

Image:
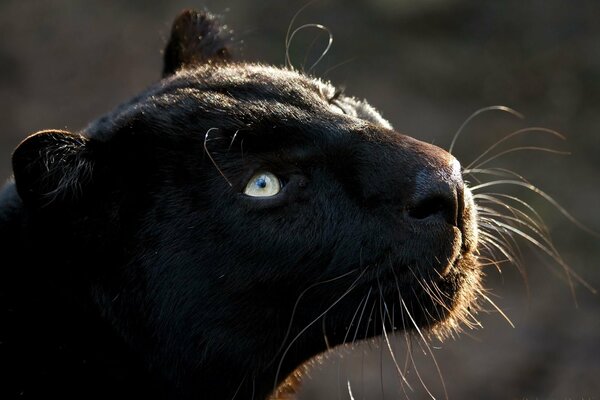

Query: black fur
<box><xmin>0</xmin><ymin>10</ymin><xmax>480</xmax><ymax>400</ymax></box>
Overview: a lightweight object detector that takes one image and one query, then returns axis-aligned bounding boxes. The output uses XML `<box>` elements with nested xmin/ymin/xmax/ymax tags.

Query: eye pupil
<box><xmin>256</xmin><ymin>177</ymin><xmax>267</xmax><ymax>188</ymax></box>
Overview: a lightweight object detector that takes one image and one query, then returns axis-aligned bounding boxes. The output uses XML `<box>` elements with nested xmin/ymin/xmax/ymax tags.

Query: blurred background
<box><xmin>1</xmin><ymin>0</ymin><xmax>599</xmax><ymax>398</ymax></box>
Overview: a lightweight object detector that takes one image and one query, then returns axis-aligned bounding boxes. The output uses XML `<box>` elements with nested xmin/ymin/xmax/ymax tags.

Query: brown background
<box><xmin>1</xmin><ymin>0</ymin><xmax>599</xmax><ymax>398</ymax></box>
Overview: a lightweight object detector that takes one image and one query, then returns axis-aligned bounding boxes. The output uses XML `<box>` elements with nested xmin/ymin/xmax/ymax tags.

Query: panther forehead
<box><xmin>173</xmin><ymin>63</ymin><xmax>332</xmax><ymax>96</ymax></box>
<box><xmin>174</xmin><ymin>63</ymin><xmax>394</xmax><ymax>129</ymax></box>
<box><xmin>86</xmin><ymin>63</ymin><xmax>392</xmax><ymax>140</ymax></box>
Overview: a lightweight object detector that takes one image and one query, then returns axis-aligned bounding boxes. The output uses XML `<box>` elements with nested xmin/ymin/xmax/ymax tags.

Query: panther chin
<box><xmin>427</xmin><ymin>184</ymin><xmax>482</xmax><ymax>339</ymax></box>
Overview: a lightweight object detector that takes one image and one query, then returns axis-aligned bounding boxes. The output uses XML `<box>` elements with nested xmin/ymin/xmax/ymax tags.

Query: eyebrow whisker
<box><xmin>204</xmin><ymin>127</ymin><xmax>233</xmax><ymax>187</ymax></box>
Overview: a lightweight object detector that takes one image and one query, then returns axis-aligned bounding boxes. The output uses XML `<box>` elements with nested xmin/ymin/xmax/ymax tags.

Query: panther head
<box><xmin>10</xmin><ymin>10</ymin><xmax>481</xmax><ymax>399</ymax></box>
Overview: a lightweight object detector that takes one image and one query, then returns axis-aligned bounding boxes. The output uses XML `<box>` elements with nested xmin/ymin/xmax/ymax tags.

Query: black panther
<box><xmin>0</xmin><ymin>10</ymin><xmax>481</xmax><ymax>399</ymax></box>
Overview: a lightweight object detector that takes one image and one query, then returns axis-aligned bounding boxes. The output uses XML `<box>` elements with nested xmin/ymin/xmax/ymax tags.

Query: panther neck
<box><xmin>0</xmin><ymin>182</ymin><xmax>171</xmax><ymax>399</ymax></box>
<box><xmin>0</xmin><ymin>182</ymin><xmax>309</xmax><ymax>399</ymax></box>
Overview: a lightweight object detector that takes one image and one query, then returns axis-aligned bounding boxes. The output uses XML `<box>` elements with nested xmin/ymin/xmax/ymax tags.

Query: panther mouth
<box><xmin>349</xmin><ymin>184</ymin><xmax>480</xmax><ymax>338</ymax></box>
<box><xmin>354</xmin><ymin>180</ymin><xmax>477</xmax><ymax>282</ymax></box>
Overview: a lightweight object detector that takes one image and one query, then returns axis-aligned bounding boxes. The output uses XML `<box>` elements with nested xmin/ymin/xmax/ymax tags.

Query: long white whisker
<box><xmin>400</xmin><ymin>295</ymin><xmax>448</xmax><ymax>400</ymax></box>
<box><xmin>471</xmin><ymin>179</ymin><xmax>600</xmax><ymax>240</ymax></box>
<box><xmin>352</xmin><ymin>287</ymin><xmax>372</xmax><ymax>345</ymax></box>
<box><xmin>465</xmin><ymin>126</ymin><xmax>565</xmax><ymax>170</ymax></box>
<box><xmin>377</xmin><ymin>281</ymin><xmax>413</xmax><ymax>391</ymax></box>
<box><xmin>479</xmin><ymin>192</ymin><xmax>551</xmax><ymax>233</ymax></box>
<box><xmin>475</xmin><ymin>193</ymin><xmax>549</xmax><ymax>237</ymax></box>
<box><xmin>343</xmin><ymin>291</ymin><xmax>370</xmax><ymax>345</ymax></box>
<box><xmin>466</xmin><ymin>167</ymin><xmax>532</xmax><ymax>183</ymax></box>
<box><xmin>285</xmin><ymin>1</ymin><xmax>317</xmax><ymax>68</ymax></box>
<box><xmin>273</xmin><ymin>267</ymin><xmax>368</xmax><ymax>390</ymax></box>
<box><xmin>479</xmin><ymin>214</ymin><xmax>525</xmax><ymax>264</ymax></box>
<box><xmin>322</xmin><ymin>57</ymin><xmax>358</xmax><ymax>78</ymax></box>
<box><xmin>286</xmin><ymin>24</ymin><xmax>333</xmax><ymax>72</ymax></box>
<box><xmin>485</xmin><ymin>218</ymin><xmax>596</xmax><ymax>294</ymax></box>
<box><xmin>478</xmin><ymin>209</ymin><xmax>549</xmax><ymax>249</ymax></box>
<box><xmin>473</xmin><ymin>146</ymin><xmax>569</xmax><ymax>170</ymax></box>
<box><xmin>476</xmin><ymin>289</ymin><xmax>515</xmax><ymax>328</ymax></box>
<box><xmin>204</xmin><ymin>127</ymin><xmax>233</xmax><ymax>187</ymax></box>
<box><xmin>478</xmin><ymin>230</ymin><xmax>518</xmax><ymax>265</ymax></box>
<box><xmin>448</xmin><ymin>105</ymin><xmax>524</xmax><ymax>154</ymax></box>
<box><xmin>268</xmin><ymin>268</ymin><xmax>360</xmax><ymax>368</ymax></box>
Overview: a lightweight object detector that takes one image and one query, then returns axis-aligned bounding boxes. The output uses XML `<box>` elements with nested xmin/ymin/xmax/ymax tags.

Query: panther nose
<box><xmin>407</xmin><ymin>158</ymin><xmax>464</xmax><ymax>227</ymax></box>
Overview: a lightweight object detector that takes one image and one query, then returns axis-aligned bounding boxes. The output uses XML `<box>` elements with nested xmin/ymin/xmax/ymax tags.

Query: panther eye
<box><xmin>243</xmin><ymin>171</ymin><xmax>281</xmax><ymax>197</ymax></box>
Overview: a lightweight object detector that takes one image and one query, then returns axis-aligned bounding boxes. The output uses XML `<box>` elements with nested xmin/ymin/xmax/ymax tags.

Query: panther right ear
<box><xmin>12</xmin><ymin>130</ymin><xmax>94</xmax><ymax>209</ymax></box>
<box><xmin>162</xmin><ymin>9</ymin><xmax>234</xmax><ymax>77</ymax></box>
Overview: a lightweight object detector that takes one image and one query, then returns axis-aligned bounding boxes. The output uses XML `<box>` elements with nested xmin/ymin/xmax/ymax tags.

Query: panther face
<box><xmin>8</xmin><ymin>10</ymin><xmax>482</xmax><ymax>400</ymax></box>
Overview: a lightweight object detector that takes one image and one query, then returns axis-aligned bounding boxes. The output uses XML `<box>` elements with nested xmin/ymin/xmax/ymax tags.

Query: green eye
<box><xmin>243</xmin><ymin>171</ymin><xmax>281</xmax><ymax>197</ymax></box>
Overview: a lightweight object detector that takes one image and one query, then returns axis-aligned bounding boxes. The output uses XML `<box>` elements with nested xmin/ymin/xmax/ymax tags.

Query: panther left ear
<box><xmin>12</xmin><ymin>130</ymin><xmax>94</xmax><ymax>208</ymax></box>
<box><xmin>162</xmin><ymin>9</ymin><xmax>234</xmax><ymax>77</ymax></box>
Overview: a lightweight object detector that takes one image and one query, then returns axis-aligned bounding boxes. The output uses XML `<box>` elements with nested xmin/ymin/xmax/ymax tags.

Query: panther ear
<box><xmin>162</xmin><ymin>9</ymin><xmax>234</xmax><ymax>77</ymax></box>
<box><xmin>12</xmin><ymin>130</ymin><xmax>94</xmax><ymax>208</ymax></box>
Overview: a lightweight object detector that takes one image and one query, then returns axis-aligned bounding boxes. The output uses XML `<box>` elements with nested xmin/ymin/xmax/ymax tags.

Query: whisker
<box><xmin>465</xmin><ymin>126</ymin><xmax>565</xmax><ymax>170</ymax></box>
<box><xmin>478</xmin><ymin>209</ymin><xmax>548</xmax><ymax>249</ymax></box>
<box><xmin>475</xmin><ymin>193</ymin><xmax>549</xmax><ymax>237</ymax></box>
<box><xmin>479</xmin><ymin>216</ymin><xmax>521</xmax><ymax>258</ymax></box>
<box><xmin>203</xmin><ymin>127</ymin><xmax>233</xmax><ymax>187</ymax></box>
<box><xmin>476</xmin><ymin>256</ymin><xmax>511</xmax><ymax>269</ymax></box>
<box><xmin>479</xmin><ymin>213</ymin><xmax>525</xmax><ymax>262</ymax></box>
<box><xmin>347</xmin><ymin>380</ymin><xmax>356</xmax><ymax>400</ymax></box>
<box><xmin>470</xmin><ymin>179</ymin><xmax>600</xmax><ymax>240</ymax></box>
<box><xmin>475</xmin><ymin>288</ymin><xmax>515</xmax><ymax>328</ymax></box>
<box><xmin>230</xmin><ymin>374</ymin><xmax>246</xmax><ymax>400</ymax></box>
<box><xmin>322</xmin><ymin>57</ymin><xmax>358</xmax><ymax>78</ymax></box>
<box><xmin>465</xmin><ymin>167</ymin><xmax>531</xmax><ymax>182</ymax></box>
<box><xmin>363</xmin><ymin>296</ymin><xmax>378</xmax><ymax>342</ymax></box>
<box><xmin>273</xmin><ymin>267</ymin><xmax>367</xmax><ymax>391</ymax></box>
<box><xmin>343</xmin><ymin>291</ymin><xmax>370</xmax><ymax>345</ymax></box>
<box><xmin>352</xmin><ymin>287</ymin><xmax>372</xmax><ymax>345</ymax></box>
<box><xmin>472</xmin><ymin>146</ymin><xmax>570</xmax><ymax>170</ymax></box>
<box><xmin>401</xmin><ymin>295</ymin><xmax>448</xmax><ymax>400</ymax></box>
<box><xmin>322</xmin><ymin>315</ymin><xmax>331</xmax><ymax>350</ymax></box>
<box><xmin>420</xmin><ymin>281</ymin><xmax>450</xmax><ymax>318</ymax></box>
<box><xmin>478</xmin><ymin>211</ymin><xmax>531</xmax><ymax>283</ymax></box>
<box><xmin>378</xmin><ymin>290</ymin><xmax>385</xmax><ymax>400</ymax></box>
<box><xmin>284</xmin><ymin>1</ymin><xmax>317</xmax><ymax>68</ymax></box>
<box><xmin>268</xmin><ymin>268</ymin><xmax>360</xmax><ymax>368</ymax></box>
<box><xmin>480</xmin><ymin>192</ymin><xmax>551</xmax><ymax>234</ymax></box>
<box><xmin>228</xmin><ymin>129</ymin><xmax>241</xmax><ymax>151</ymax></box>
<box><xmin>478</xmin><ymin>230</ymin><xmax>519</xmax><ymax>266</ymax></box>
<box><xmin>448</xmin><ymin>105</ymin><xmax>524</xmax><ymax>154</ymax></box>
<box><xmin>302</xmin><ymin>30</ymin><xmax>325</xmax><ymax>70</ymax></box>
<box><xmin>484</xmin><ymin>217</ymin><xmax>596</xmax><ymax>295</ymax></box>
<box><xmin>406</xmin><ymin>266</ymin><xmax>450</xmax><ymax>321</ymax></box>
<box><xmin>377</xmin><ymin>280</ymin><xmax>413</xmax><ymax>392</ymax></box>
<box><xmin>286</xmin><ymin>23</ymin><xmax>333</xmax><ymax>73</ymax></box>
<box><xmin>391</xmin><ymin>267</ymin><xmax>417</xmax><ymax>399</ymax></box>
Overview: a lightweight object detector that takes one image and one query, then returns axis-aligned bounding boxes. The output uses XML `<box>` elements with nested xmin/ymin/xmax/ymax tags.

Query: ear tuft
<box><xmin>162</xmin><ymin>9</ymin><xmax>234</xmax><ymax>77</ymax></box>
<box><xmin>12</xmin><ymin>130</ymin><xmax>93</xmax><ymax>208</ymax></box>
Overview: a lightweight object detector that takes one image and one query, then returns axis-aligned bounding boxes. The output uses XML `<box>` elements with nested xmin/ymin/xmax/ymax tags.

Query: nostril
<box><xmin>408</xmin><ymin>194</ymin><xmax>457</xmax><ymax>224</ymax></box>
<box><xmin>408</xmin><ymin>157</ymin><xmax>466</xmax><ymax>227</ymax></box>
